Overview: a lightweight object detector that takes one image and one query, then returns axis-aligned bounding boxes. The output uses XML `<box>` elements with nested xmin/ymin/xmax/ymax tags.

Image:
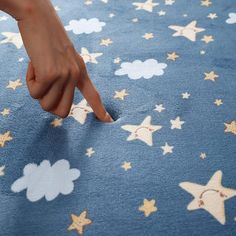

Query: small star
<box><xmin>165</xmin><ymin>0</ymin><xmax>175</xmax><ymax>5</ymax></box>
<box><xmin>114</xmin><ymin>57</ymin><xmax>121</xmax><ymax>64</ymax></box>
<box><xmin>161</xmin><ymin>143</ymin><xmax>174</xmax><ymax>155</ymax></box>
<box><xmin>133</xmin><ymin>0</ymin><xmax>159</xmax><ymax>12</ymax></box>
<box><xmin>200</xmin><ymin>50</ymin><xmax>206</xmax><ymax>55</ymax></box>
<box><xmin>139</xmin><ymin>199</ymin><xmax>158</xmax><ymax>217</ymax></box>
<box><xmin>6</xmin><ymin>79</ymin><xmax>22</xmax><ymax>90</ymax></box>
<box><xmin>18</xmin><ymin>57</ymin><xmax>24</xmax><ymax>62</ymax></box>
<box><xmin>182</xmin><ymin>92</ymin><xmax>191</xmax><ymax>99</ymax></box>
<box><xmin>214</xmin><ymin>99</ymin><xmax>223</xmax><ymax>106</ymax></box>
<box><xmin>0</xmin><ymin>32</ymin><xmax>23</xmax><ymax>49</ymax></box>
<box><xmin>85</xmin><ymin>147</ymin><xmax>95</xmax><ymax>157</ymax></box>
<box><xmin>114</xmin><ymin>89</ymin><xmax>129</xmax><ymax>100</ymax></box>
<box><xmin>183</xmin><ymin>14</ymin><xmax>188</xmax><ymax>17</ymax></box>
<box><xmin>204</xmin><ymin>71</ymin><xmax>219</xmax><ymax>82</ymax></box>
<box><xmin>200</xmin><ymin>152</ymin><xmax>207</xmax><ymax>159</ymax></box>
<box><xmin>0</xmin><ymin>131</ymin><xmax>13</xmax><ymax>147</ymax></box>
<box><xmin>201</xmin><ymin>0</ymin><xmax>212</xmax><ymax>7</ymax></box>
<box><xmin>167</xmin><ymin>52</ymin><xmax>179</xmax><ymax>61</ymax></box>
<box><xmin>224</xmin><ymin>121</ymin><xmax>236</xmax><ymax>135</ymax></box>
<box><xmin>170</xmin><ymin>116</ymin><xmax>185</xmax><ymax>129</ymax></box>
<box><xmin>80</xmin><ymin>47</ymin><xmax>103</xmax><ymax>64</ymax></box>
<box><xmin>84</xmin><ymin>0</ymin><xmax>93</xmax><ymax>5</ymax></box>
<box><xmin>207</xmin><ymin>13</ymin><xmax>217</xmax><ymax>19</ymax></box>
<box><xmin>132</xmin><ymin>18</ymin><xmax>139</xmax><ymax>23</ymax></box>
<box><xmin>100</xmin><ymin>38</ymin><xmax>113</xmax><ymax>46</ymax></box>
<box><xmin>201</xmin><ymin>35</ymin><xmax>214</xmax><ymax>44</ymax></box>
<box><xmin>121</xmin><ymin>161</ymin><xmax>132</xmax><ymax>171</ymax></box>
<box><xmin>234</xmin><ymin>216</ymin><xmax>236</xmax><ymax>221</ymax></box>
<box><xmin>0</xmin><ymin>165</ymin><xmax>5</xmax><ymax>176</ymax></box>
<box><xmin>0</xmin><ymin>108</ymin><xmax>10</xmax><ymax>116</ymax></box>
<box><xmin>50</xmin><ymin>118</ymin><xmax>63</xmax><ymax>127</ymax></box>
<box><xmin>54</xmin><ymin>6</ymin><xmax>60</xmax><ymax>11</ymax></box>
<box><xmin>154</xmin><ymin>104</ymin><xmax>165</xmax><ymax>113</ymax></box>
<box><xmin>142</xmin><ymin>33</ymin><xmax>154</xmax><ymax>40</ymax></box>
<box><xmin>68</xmin><ymin>211</ymin><xmax>92</xmax><ymax>235</ymax></box>
<box><xmin>158</xmin><ymin>10</ymin><xmax>166</xmax><ymax>16</ymax></box>
<box><xmin>109</xmin><ymin>13</ymin><xmax>115</xmax><ymax>18</ymax></box>
<box><xmin>101</xmin><ymin>0</ymin><xmax>108</xmax><ymax>3</ymax></box>
<box><xmin>0</xmin><ymin>16</ymin><xmax>8</xmax><ymax>21</ymax></box>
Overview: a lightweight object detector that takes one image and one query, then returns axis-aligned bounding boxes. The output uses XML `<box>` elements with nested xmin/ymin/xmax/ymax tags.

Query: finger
<box><xmin>39</xmin><ymin>80</ymin><xmax>64</xmax><ymax>112</ymax></box>
<box><xmin>26</xmin><ymin>61</ymin><xmax>50</xmax><ymax>99</ymax></box>
<box><xmin>50</xmin><ymin>81</ymin><xmax>75</xmax><ymax>118</ymax></box>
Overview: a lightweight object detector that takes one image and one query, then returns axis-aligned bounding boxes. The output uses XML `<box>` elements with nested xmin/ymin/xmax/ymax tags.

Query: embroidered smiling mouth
<box><xmin>134</xmin><ymin>126</ymin><xmax>153</xmax><ymax>136</ymax></box>
<box><xmin>70</xmin><ymin>106</ymin><xmax>90</xmax><ymax>115</ymax></box>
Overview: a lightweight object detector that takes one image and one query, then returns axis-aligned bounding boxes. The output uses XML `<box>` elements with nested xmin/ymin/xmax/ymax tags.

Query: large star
<box><xmin>6</xmin><ymin>79</ymin><xmax>22</xmax><ymax>90</ymax></box>
<box><xmin>168</xmin><ymin>21</ymin><xmax>205</xmax><ymax>42</ymax></box>
<box><xmin>68</xmin><ymin>211</ymin><xmax>92</xmax><ymax>235</ymax></box>
<box><xmin>179</xmin><ymin>170</ymin><xmax>236</xmax><ymax>224</ymax></box>
<box><xmin>121</xmin><ymin>116</ymin><xmax>162</xmax><ymax>146</ymax></box>
<box><xmin>0</xmin><ymin>32</ymin><xmax>23</xmax><ymax>49</ymax></box>
<box><xmin>69</xmin><ymin>99</ymin><xmax>93</xmax><ymax>124</ymax></box>
<box><xmin>133</xmin><ymin>0</ymin><xmax>159</xmax><ymax>12</ymax></box>
<box><xmin>80</xmin><ymin>47</ymin><xmax>103</xmax><ymax>64</ymax></box>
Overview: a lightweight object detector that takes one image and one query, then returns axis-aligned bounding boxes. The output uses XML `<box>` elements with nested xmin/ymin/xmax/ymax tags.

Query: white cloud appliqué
<box><xmin>11</xmin><ymin>159</ymin><xmax>80</xmax><ymax>202</ymax></box>
<box><xmin>65</xmin><ymin>18</ymin><xmax>106</xmax><ymax>34</ymax></box>
<box><xmin>115</xmin><ymin>59</ymin><xmax>167</xmax><ymax>80</ymax></box>
<box><xmin>226</xmin><ymin>13</ymin><xmax>236</xmax><ymax>24</ymax></box>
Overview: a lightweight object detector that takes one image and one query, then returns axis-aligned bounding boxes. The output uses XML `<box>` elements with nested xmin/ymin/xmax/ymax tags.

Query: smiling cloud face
<box><xmin>65</xmin><ymin>18</ymin><xmax>106</xmax><ymax>34</ymax></box>
<box><xmin>226</xmin><ymin>13</ymin><xmax>236</xmax><ymax>24</ymax></box>
<box><xmin>115</xmin><ymin>59</ymin><xmax>167</xmax><ymax>80</ymax></box>
<box><xmin>11</xmin><ymin>159</ymin><xmax>80</xmax><ymax>202</ymax></box>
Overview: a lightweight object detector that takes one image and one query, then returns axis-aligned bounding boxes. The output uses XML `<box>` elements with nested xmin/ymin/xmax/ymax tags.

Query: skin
<box><xmin>0</xmin><ymin>0</ymin><xmax>113</xmax><ymax>122</ymax></box>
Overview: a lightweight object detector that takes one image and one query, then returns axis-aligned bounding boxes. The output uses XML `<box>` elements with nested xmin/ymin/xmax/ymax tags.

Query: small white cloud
<box><xmin>226</xmin><ymin>13</ymin><xmax>236</xmax><ymax>24</ymax></box>
<box><xmin>115</xmin><ymin>59</ymin><xmax>167</xmax><ymax>80</ymax></box>
<box><xmin>11</xmin><ymin>159</ymin><xmax>80</xmax><ymax>202</ymax></box>
<box><xmin>65</xmin><ymin>18</ymin><xmax>106</xmax><ymax>34</ymax></box>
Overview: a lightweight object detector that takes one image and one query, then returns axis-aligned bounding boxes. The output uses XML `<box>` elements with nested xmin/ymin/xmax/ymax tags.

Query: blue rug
<box><xmin>1</xmin><ymin>0</ymin><xmax>236</xmax><ymax>235</ymax></box>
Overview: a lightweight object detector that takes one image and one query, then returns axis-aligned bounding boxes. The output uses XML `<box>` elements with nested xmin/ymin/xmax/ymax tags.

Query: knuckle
<box><xmin>40</xmin><ymin>101</ymin><xmax>51</xmax><ymax>112</ymax></box>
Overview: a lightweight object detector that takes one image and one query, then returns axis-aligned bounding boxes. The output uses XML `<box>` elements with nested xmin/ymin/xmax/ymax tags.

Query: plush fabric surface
<box><xmin>0</xmin><ymin>0</ymin><xmax>236</xmax><ymax>235</ymax></box>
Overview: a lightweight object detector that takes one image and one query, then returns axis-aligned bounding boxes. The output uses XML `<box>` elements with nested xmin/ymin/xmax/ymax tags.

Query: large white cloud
<box><xmin>226</xmin><ymin>13</ymin><xmax>236</xmax><ymax>24</ymax></box>
<box><xmin>11</xmin><ymin>159</ymin><xmax>80</xmax><ymax>202</ymax></box>
<box><xmin>115</xmin><ymin>59</ymin><xmax>167</xmax><ymax>80</ymax></box>
<box><xmin>65</xmin><ymin>18</ymin><xmax>106</xmax><ymax>34</ymax></box>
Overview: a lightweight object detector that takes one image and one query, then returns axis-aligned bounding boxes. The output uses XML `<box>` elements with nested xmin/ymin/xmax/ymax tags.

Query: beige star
<box><xmin>201</xmin><ymin>0</ymin><xmax>212</xmax><ymax>7</ymax></box>
<box><xmin>167</xmin><ymin>52</ymin><xmax>179</xmax><ymax>61</ymax></box>
<box><xmin>0</xmin><ymin>32</ymin><xmax>23</xmax><ymax>49</ymax></box>
<box><xmin>1</xmin><ymin>108</ymin><xmax>10</xmax><ymax>116</ymax></box>
<box><xmin>109</xmin><ymin>13</ymin><xmax>115</xmax><ymax>18</ymax></box>
<box><xmin>201</xmin><ymin>35</ymin><xmax>214</xmax><ymax>43</ymax></box>
<box><xmin>0</xmin><ymin>131</ymin><xmax>13</xmax><ymax>147</ymax></box>
<box><xmin>114</xmin><ymin>89</ymin><xmax>129</xmax><ymax>100</ymax></box>
<box><xmin>133</xmin><ymin>0</ymin><xmax>159</xmax><ymax>12</ymax></box>
<box><xmin>142</xmin><ymin>33</ymin><xmax>154</xmax><ymax>40</ymax></box>
<box><xmin>224</xmin><ymin>121</ymin><xmax>236</xmax><ymax>135</ymax></box>
<box><xmin>204</xmin><ymin>71</ymin><xmax>219</xmax><ymax>82</ymax></box>
<box><xmin>114</xmin><ymin>57</ymin><xmax>121</xmax><ymax>64</ymax></box>
<box><xmin>132</xmin><ymin>18</ymin><xmax>139</xmax><ymax>23</ymax></box>
<box><xmin>50</xmin><ymin>118</ymin><xmax>63</xmax><ymax>127</ymax></box>
<box><xmin>68</xmin><ymin>211</ymin><xmax>92</xmax><ymax>235</ymax></box>
<box><xmin>154</xmin><ymin>104</ymin><xmax>165</xmax><ymax>113</ymax></box>
<box><xmin>169</xmin><ymin>21</ymin><xmax>205</xmax><ymax>42</ymax></box>
<box><xmin>6</xmin><ymin>79</ymin><xmax>22</xmax><ymax>90</ymax></box>
<box><xmin>200</xmin><ymin>50</ymin><xmax>206</xmax><ymax>55</ymax></box>
<box><xmin>200</xmin><ymin>152</ymin><xmax>207</xmax><ymax>159</ymax></box>
<box><xmin>180</xmin><ymin>170</ymin><xmax>236</xmax><ymax>224</ymax></box>
<box><xmin>158</xmin><ymin>10</ymin><xmax>166</xmax><ymax>16</ymax></box>
<box><xmin>214</xmin><ymin>99</ymin><xmax>223</xmax><ymax>106</ymax></box>
<box><xmin>182</xmin><ymin>92</ymin><xmax>190</xmax><ymax>99</ymax></box>
<box><xmin>121</xmin><ymin>161</ymin><xmax>132</xmax><ymax>171</ymax></box>
<box><xmin>84</xmin><ymin>0</ymin><xmax>93</xmax><ymax>5</ymax></box>
<box><xmin>165</xmin><ymin>0</ymin><xmax>175</xmax><ymax>5</ymax></box>
<box><xmin>80</xmin><ymin>47</ymin><xmax>103</xmax><ymax>64</ymax></box>
<box><xmin>85</xmin><ymin>147</ymin><xmax>95</xmax><ymax>157</ymax></box>
<box><xmin>139</xmin><ymin>199</ymin><xmax>158</xmax><ymax>217</ymax></box>
<box><xmin>207</xmin><ymin>13</ymin><xmax>217</xmax><ymax>19</ymax></box>
<box><xmin>0</xmin><ymin>165</ymin><xmax>5</xmax><ymax>176</ymax></box>
<box><xmin>100</xmin><ymin>38</ymin><xmax>113</xmax><ymax>46</ymax></box>
<box><xmin>121</xmin><ymin>116</ymin><xmax>162</xmax><ymax>146</ymax></box>
<box><xmin>170</xmin><ymin>117</ymin><xmax>185</xmax><ymax>129</ymax></box>
<box><xmin>161</xmin><ymin>142</ymin><xmax>174</xmax><ymax>155</ymax></box>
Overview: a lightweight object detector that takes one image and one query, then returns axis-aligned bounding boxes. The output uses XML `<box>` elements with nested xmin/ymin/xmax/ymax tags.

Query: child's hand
<box><xmin>17</xmin><ymin>0</ymin><xmax>113</xmax><ymax>122</ymax></box>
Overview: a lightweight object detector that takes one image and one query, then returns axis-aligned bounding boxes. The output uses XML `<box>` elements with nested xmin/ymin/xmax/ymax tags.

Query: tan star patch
<box><xmin>0</xmin><ymin>131</ymin><xmax>13</xmax><ymax>147</ymax></box>
<box><xmin>139</xmin><ymin>198</ymin><xmax>158</xmax><ymax>217</ymax></box>
<box><xmin>224</xmin><ymin>121</ymin><xmax>236</xmax><ymax>135</ymax></box>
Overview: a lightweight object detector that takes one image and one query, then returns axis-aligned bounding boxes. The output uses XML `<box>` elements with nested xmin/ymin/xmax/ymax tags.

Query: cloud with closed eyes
<box><xmin>65</xmin><ymin>18</ymin><xmax>106</xmax><ymax>34</ymax></box>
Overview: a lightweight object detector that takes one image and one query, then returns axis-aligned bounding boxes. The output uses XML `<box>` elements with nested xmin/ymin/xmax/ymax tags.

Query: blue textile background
<box><xmin>0</xmin><ymin>0</ymin><xmax>236</xmax><ymax>235</ymax></box>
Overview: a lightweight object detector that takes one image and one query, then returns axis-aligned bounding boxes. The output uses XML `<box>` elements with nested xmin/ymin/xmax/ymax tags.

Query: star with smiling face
<box><xmin>179</xmin><ymin>170</ymin><xmax>236</xmax><ymax>224</ymax></box>
<box><xmin>169</xmin><ymin>21</ymin><xmax>205</xmax><ymax>42</ymax></box>
<box><xmin>0</xmin><ymin>32</ymin><xmax>23</xmax><ymax>49</ymax></box>
<box><xmin>224</xmin><ymin>121</ymin><xmax>236</xmax><ymax>135</ymax></box>
<box><xmin>69</xmin><ymin>99</ymin><xmax>93</xmax><ymax>124</ymax></box>
<box><xmin>139</xmin><ymin>199</ymin><xmax>157</xmax><ymax>217</ymax></box>
<box><xmin>6</xmin><ymin>79</ymin><xmax>22</xmax><ymax>90</ymax></box>
<box><xmin>170</xmin><ymin>117</ymin><xmax>185</xmax><ymax>129</ymax></box>
<box><xmin>68</xmin><ymin>211</ymin><xmax>92</xmax><ymax>235</ymax></box>
<box><xmin>121</xmin><ymin>116</ymin><xmax>162</xmax><ymax>146</ymax></box>
<box><xmin>133</xmin><ymin>0</ymin><xmax>159</xmax><ymax>12</ymax></box>
<box><xmin>80</xmin><ymin>47</ymin><xmax>103</xmax><ymax>64</ymax></box>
